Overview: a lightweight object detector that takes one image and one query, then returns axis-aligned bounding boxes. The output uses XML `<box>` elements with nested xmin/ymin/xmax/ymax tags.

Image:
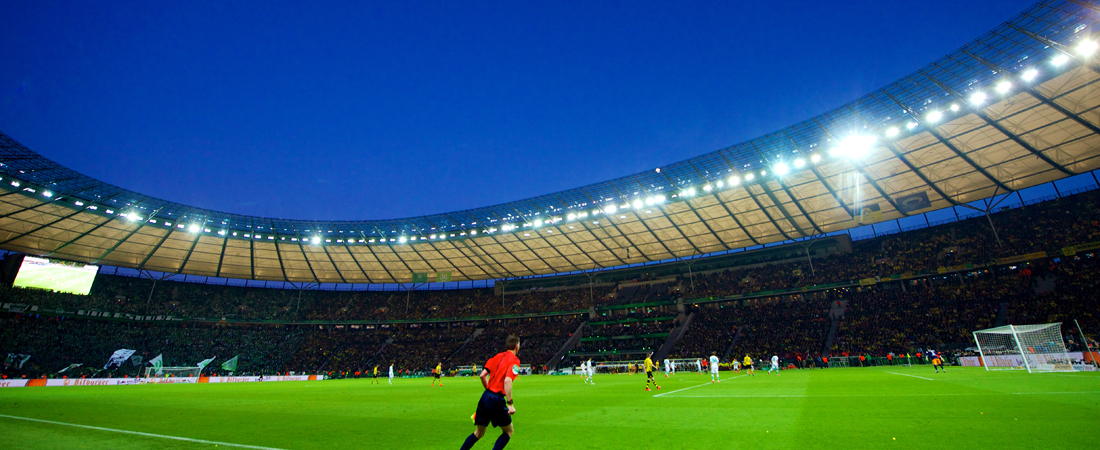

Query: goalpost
<box><xmin>143</xmin><ymin>366</ymin><xmax>201</xmax><ymax>378</ymax></box>
<box><xmin>973</xmin><ymin>323</ymin><xmax>1074</xmax><ymax>373</ymax></box>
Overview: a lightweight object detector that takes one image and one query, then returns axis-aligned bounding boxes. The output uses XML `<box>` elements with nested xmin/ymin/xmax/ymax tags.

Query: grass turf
<box><xmin>0</xmin><ymin>366</ymin><xmax>1098</xmax><ymax>449</ymax></box>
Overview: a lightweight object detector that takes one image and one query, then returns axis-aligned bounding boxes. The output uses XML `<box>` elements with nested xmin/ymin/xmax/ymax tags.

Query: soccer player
<box><xmin>585</xmin><ymin>358</ymin><xmax>594</xmax><ymax>385</ymax></box>
<box><xmin>708</xmin><ymin>352</ymin><xmax>720</xmax><ymax>382</ymax></box>
<box><xmin>372</xmin><ymin>365</ymin><xmax>380</xmax><ymax>384</ymax></box>
<box><xmin>732</xmin><ymin>360</ymin><xmax>740</xmax><ymax>373</ymax></box>
<box><xmin>388</xmin><ymin>363</ymin><xmax>394</xmax><ymax>384</ymax></box>
<box><xmin>768</xmin><ymin>355</ymin><xmax>780</xmax><ymax>376</ymax></box>
<box><xmin>459</xmin><ymin>335</ymin><xmax>521</xmax><ymax>450</ymax></box>
<box><xmin>744</xmin><ymin>354</ymin><xmax>755</xmax><ymax>376</ymax></box>
<box><xmin>663</xmin><ymin>358</ymin><xmax>671</xmax><ymax>378</ymax></box>
<box><xmin>695</xmin><ymin>358</ymin><xmax>702</xmax><ymax>374</ymax></box>
<box><xmin>432</xmin><ymin>362</ymin><xmax>444</xmax><ymax>387</ymax></box>
<box><xmin>932</xmin><ymin>352</ymin><xmax>946</xmax><ymax>373</ymax></box>
<box><xmin>643</xmin><ymin>352</ymin><xmax>661</xmax><ymax>391</ymax></box>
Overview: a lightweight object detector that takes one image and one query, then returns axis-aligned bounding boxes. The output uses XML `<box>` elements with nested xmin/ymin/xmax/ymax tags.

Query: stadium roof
<box><xmin>2</xmin><ymin>0</ymin><xmax>1100</xmax><ymax>285</ymax></box>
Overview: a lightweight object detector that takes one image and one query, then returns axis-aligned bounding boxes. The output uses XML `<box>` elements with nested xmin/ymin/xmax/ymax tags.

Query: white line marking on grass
<box><xmin>653</xmin><ymin>375</ymin><xmax>744</xmax><ymax>397</ymax></box>
<box><xmin>661</xmin><ymin>391</ymin><xmax>1100</xmax><ymax>398</ymax></box>
<box><xmin>0</xmin><ymin>414</ymin><xmax>288</xmax><ymax>450</ymax></box>
<box><xmin>886</xmin><ymin>372</ymin><xmax>934</xmax><ymax>381</ymax></box>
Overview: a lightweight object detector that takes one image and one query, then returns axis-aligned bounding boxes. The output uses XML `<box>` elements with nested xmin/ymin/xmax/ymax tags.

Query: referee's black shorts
<box><xmin>473</xmin><ymin>389</ymin><xmax>511</xmax><ymax>428</ymax></box>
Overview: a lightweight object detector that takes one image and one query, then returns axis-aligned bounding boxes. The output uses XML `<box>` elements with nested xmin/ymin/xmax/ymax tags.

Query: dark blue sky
<box><xmin>1</xmin><ymin>1</ymin><xmax>1037</xmax><ymax>221</ymax></box>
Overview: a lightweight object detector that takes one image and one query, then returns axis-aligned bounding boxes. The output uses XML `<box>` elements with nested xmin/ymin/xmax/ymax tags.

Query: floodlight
<box><xmin>885</xmin><ymin>127</ymin><xmax>899</xmax><ymax>137</ymax></box>
<box><xmin>42</xmin><ymin>191</ymin><xmax>53</xmax><ymax>198</ymax></box>
<box><xmin>906</xmin><ymin>121</ymin><xmax>918</xmax><ymax>129</ymax></box>
<box><xmin>794</xmin><ymin>159</ymin><xmax>805</xmax><ymax>168</ymax></box>
<box><xmin>926</xmin><ymin>110</ymin><xmax>942</xmax><ymax>122</ymax></box>
<box><xmin>632</xmin><ymin>199</ymin><xmax>643</xmax><ymax>208</ymax></box>
<box><xmin>567</xmin><ymin>213</ymin><xmax>577</xmax><ymax>220</ymax></box>
<box><xmin>703</xmin><ymin>184</ymin><xmax>713</xmax><ymax>192</ymax></box>
<box><xmin>188</xmin><ymin>224</ymin><xmax>200</xmax><ymax>233</ymax></box>
<box><xmin>534</xmin><ymin>220</ymin><xmax>543</xmax><ymax>227</ymax></box>
<box><xmin>774</xmin><ymin>162</ymin><xmax>789</xmax><ymax>176</ymax></box>
<box><xmin>971</xmin><ymin>91</ymin><xmax>987</xmax><ymax>104</ymax></box>
<box><xmin>1021</xmin><ymin>68</ymin><xmax>1038</xmax><ymax>81</ymax></box>
<box><xmin>654</xmin><ymin>195</ymin><xmax>665</xmax><ymax>202</ymax></box>
<box><xmin>810</xmin><ymin>154</ymin><xmax>821</xmax><ymax>163</ymax></box>
<box><xmin>744</xmin><ymin>173</ymin><xmax>755</xmax><ymax>181</ymax></box>
<box><xmin>311</xmin><ymin>237</ymin><xmax>321</xmax><ymax>244</ymax></box>
<box><xmin>1077</xmin><ymin>40</ymin><xmax>1097</xmax><ymax>56</ymax></box>
<box><xmin>949</xmin><ymin>103</ymin><xmax>960</xmax><ymax>112</ymax></box>
<box><xmin>398</xmin><ymin>236</ymin><xmax>408</xmax><ymax>243</ymax></box>
<box><xmin>604</xmin><ymin>205</ymin><xmax>616</xmax><ymax>214</ymax></box>
<box><xmin>470</xmin><ymin>230</ymin><xmax>477</xmax><ymax>235</ymax></box>
<box><xmin>729</xmin><ymin>175</ymin><xmax>740</xmax><ymax>185</ymax></box>
<box><xmin>716</xmin><ymin>181</ymin><xmax>724</xmax><ymax>188</ymax></box>
<box><xmin>1051</xmin><ymin>54</ymin><xmax>1070</xmax><ymax>66</ymax></box>
<box><xmin>687</xmin><ymin>188</ymin><xmax>696</xmax><ymax>196</ymax></box>
<box><xmin>996</xmin><ymin>81</ymin><xmax>1012</xmax><ymax>93</ymax></box>
<box><xmin>831</xmin><ymin>135</ymin><xmax>877</xmax><ymax>159</ymax></box>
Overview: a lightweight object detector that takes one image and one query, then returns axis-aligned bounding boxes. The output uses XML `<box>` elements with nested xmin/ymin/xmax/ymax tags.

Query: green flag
<box><xmin>197</xmin><ymin>356</ymin><xmax>216</xmax><ymax>371</ymax></box>
<box><xmin>221</xmin><ymin>355</ymin><xmax>238</xmax><ymax>372</ymax></box>
<box><xmin>437</xmin><ymin>272</ymin><xmax>452</xmax><ymax>282</ymax></box>
<box><xmin>411</xmin><ymin>273</ymin><xmax>428</xmax><ymax>283</ymax></box>
<box><xmin>149</xmin><ymin>354</ymin><xmax>163</xmax><ymax>375</ymax></box>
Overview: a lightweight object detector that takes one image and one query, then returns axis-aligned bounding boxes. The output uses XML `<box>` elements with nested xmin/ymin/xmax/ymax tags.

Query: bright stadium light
<box><xmin>703</xmin><ymin>184</ymin><xmax>713</xmax><ymax>192</ymax></box>
<box><xmin>971</xmin><ymin>91</ymin><xmax>987</xmax><ymax>104</ymax></box>
<box><xmin>1077</xmin><ymin>40</ymin><xmax>1098</xmax><ymax>56</ymax></box>
<box><xmin>906</xmin><ymin>121</ymin><xmax>918</xmax><ymax>129</ymax></box>
<box><xmin>926</xmin><ymin>110</ymin><xmax>943</xmax><ymax>122</ymax></box>
<box><xmin>729</xmin><ymin>175</ymin><xmax>740</xmax><ymax>185</ymax></box>
<box><xmin>567</xmin><ymin>213</ymin><xmax>577</xmax><ymax>221</ymax></box>
<box><xmin>311</xmin><ymin>236</ymin><xmax>321</xmax><ymax>245</ymax></box>
<box><xmin>715</xmin><ymin>181</ymin><xmax>724</xmax><ymax>188</ymax></box>
<box><xmin>654</xmin><ymin>195</ymin><xmax>665</xmax><ymax>203</ymax></box>
<box><xmin>744</xmin><ymin>173</ymin><xmax>755</xmax><ymax>182</ymax></box>
<box><xmin>604</xmin><ymin>205</ymin><xmax>616</xmax><ymax>214</ymax></box>
<box><xmin>885</xmin><ymin>127</ymin><xmax>899</xmax><ymax>137</ymax></box>
<box><xmin>949</xmin><ymin>103</ymin><xmax>960</xmax><ymax>112</ymax></box>
<box><xmin>760</xmin><ymin>170</ymin><xmax>767</xmax><ymax>177</ymax></box>
<box><xmin>1051</xmin><ymin>53</ymin><xmax>1070</xmax><ymax>66</ymax></box>
<box><xmin>398</xmin><ymin>236</ymin><xmax>408</xmax><ymax>243</ymax></box>
<box><xmin>632</xmin><ymin>199</ymin><xmax>643</xmax><ymax>209</ymax></box>
<box><xmin>1021</xmin><ymin>68</ymin><xmax>1038</xmax><ymax>81</ymax></box>
<box><xmin>188</xmin><ymin>224</ymin><xmax>200</xmax><ymax>233</ymax></box>
<box><xmin>831</xmin><ymin>135</ymin><xmax>877</xmax><ymax>159</ymax></box>
<box><xmin>534</xmin><ymin>219</ymin><xmax>543</xmax><ymax>227</ymax></box>
<box><xmin>774</xmin><ymin>162</ymin><xmax>789</xmax><ymax>176</ymax></box>
<box><xmin>996</xmin><ymin>81</ymin><xmax>1012</xmax><ymax>93</ymax></box>
<box><xmin>687</xmin><ymin>188</ymin><xmax>696</xmax><ymax>196</ymax></box>
<box><xmin>810</xmin><ymin>154</ymin><xmax>822</xmax><ymax>163</ymax></box>
<box><xmin>42</xmin><ymin>191</ymin><xmax>53</xmax><ymax>198</ymax></box>
<box><xmin>793</xmin><ymin>159</ymin><xmax>805</xmax><ymax>168</ymax></box>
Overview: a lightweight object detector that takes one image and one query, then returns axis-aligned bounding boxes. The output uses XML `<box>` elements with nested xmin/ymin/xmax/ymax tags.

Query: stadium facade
<box><xmin>2</xmin><ymin>0</ymin><xmax>1100</xmax><ymax>285</ymax></box>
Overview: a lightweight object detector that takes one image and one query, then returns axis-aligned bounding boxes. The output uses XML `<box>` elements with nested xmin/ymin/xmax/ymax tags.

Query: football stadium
<box><xmin>2</xmin><ymin>1</ymin><xmax>1100</xmax><ymax>448</ymax></box>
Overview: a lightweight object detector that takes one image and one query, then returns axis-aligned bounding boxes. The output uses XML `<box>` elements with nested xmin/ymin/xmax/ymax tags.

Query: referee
<box><xmin>460</xmin><ymin>335</ymin><xmax>521</xmax><ymax>450</ymax></box>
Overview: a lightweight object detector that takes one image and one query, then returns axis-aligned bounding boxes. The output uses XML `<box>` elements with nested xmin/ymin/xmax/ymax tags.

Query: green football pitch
<box><xmin>13</xmin><ymin>262</ymin><xmax>97</xmax><ymax>295</ymax></box>
<box><xmin>1</xmin><ymin>366</ymin><xmax>1097</xmax><ymax>449</ymax></box>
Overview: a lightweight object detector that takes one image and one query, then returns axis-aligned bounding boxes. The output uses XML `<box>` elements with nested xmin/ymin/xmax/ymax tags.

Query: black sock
<box><xmin>460</xmin><ymin>433</ymin><xmax>479</xmax><ymax>450</ymax></box>
<box><xmin>492</xmin><ymin>433</ymin><xmax>510</xmax><ymax>450</ymax></box>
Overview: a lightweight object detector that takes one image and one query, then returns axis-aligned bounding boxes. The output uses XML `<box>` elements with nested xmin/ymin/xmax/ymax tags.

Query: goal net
<box><xmin>144</xmin><ymin>366</ymin><xmax>200</xmax><ymax>378</ymax></box>
<box><xmin>973</xmin><ymin>323</ymin><xmax>1074</xmax><ymax>373</ymax></box>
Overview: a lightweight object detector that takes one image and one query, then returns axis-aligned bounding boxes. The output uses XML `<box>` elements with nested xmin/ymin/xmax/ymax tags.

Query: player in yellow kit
<box><xmin>744</xmin><ymin>355</ymin><xmax>755</xmax><ymax>376</ymax></box>
<box><xmin>644</xmin><ymin>352</ymin><xmax>661</xmax><ymax>391</ymax></box>
<box><xmin>432</xmin><ymin>362</ymin><xmax>444</xmax><ymax>387</ymax></box>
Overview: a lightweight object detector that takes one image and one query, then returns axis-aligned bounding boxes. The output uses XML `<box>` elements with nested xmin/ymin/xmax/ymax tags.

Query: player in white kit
<box><xmin>587</xmin><ymin>359</ymin><xmax>595</xmax><ymax>384</ymax></box>
<box><xmin>768</xmin><ymin>355</ymin><xmax>780</xmax><ymax>375</ymax></box>
<box><xmin>663</xmin><ymin>358</ymin><xmax>671</xmax><ymax>378</ymax></box>
<box><xmin>388</xmin><ymin>363</ymin><xmax>394</xmax><ymax>384</ymax></box>
<box><xmin>708</xmin><ymin>352</ymin><xmax>721</xmax><ymax>383</ymax></box>
<box><xmin>696</xmin><ymin>358</ymin><xmax>702</xmax><ymax>374</ymax></box>
<box><xmin>584</xmin><ymin>358</ymin><xmax>594</xmax><ymax>384</ymax></box>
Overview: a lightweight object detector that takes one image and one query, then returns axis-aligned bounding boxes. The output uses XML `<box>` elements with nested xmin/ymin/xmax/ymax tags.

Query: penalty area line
<box><xmin>886</xmin><ymin>372</ymin><xmax>934</xmax><ymax>381</ymax></box>
<box><xmin>653</xmin><ymin>375</ymin><xmax>745</xmax><ymax>397</ymax></box>
<box><xmin>0</xmin><ymin>414</ymin><xmax>287</xmax><ymax>450</ymax></box>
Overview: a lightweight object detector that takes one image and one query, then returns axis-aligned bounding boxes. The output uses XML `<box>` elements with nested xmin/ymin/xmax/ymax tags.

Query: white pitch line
<box><xmin>663</xmin><ymin>390</ymin><xmax>1100</xmax><ymax>398</ymax></box>
<box><xmin>0</xmin><ymin>414</ymin><xmax>288</xmax><ymax>450</ymax></box>
<box><xmin>886</xmin><ymin>372</ymin><xmax>934</xmax><ymax>381</ymax></box>
<box><xmin>653</xmin><ymin>375</ymin><xmax>744</xmax><ymax>397</ymax></box>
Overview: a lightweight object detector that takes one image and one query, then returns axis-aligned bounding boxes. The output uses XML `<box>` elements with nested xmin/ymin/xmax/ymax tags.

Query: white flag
<box><xmin>104</xmin><ymin>349</ymin><xmax>137</xmax><ymax>370</ymax></box>
<box><xmin>196</xmin><ymin>356</ymin><xmax>216</xmax><ymax>371</ymax></box>
<box><xmin>148</xmin><ymin>354</ymin><xmax>163</xmax><ymax>375</ymax></box>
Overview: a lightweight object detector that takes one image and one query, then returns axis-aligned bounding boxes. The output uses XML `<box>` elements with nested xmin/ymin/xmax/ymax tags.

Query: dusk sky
<box><xmin>1</xmin><ymin>1</ymin><xmax>1038</xmax><ymax>221</ymax></box>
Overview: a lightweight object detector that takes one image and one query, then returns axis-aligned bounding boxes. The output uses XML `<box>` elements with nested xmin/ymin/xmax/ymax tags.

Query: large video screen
<box><xmin>12</xmin><ymin>256</ymin><xmax>99</xmax><ymax>295</ymax></box>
